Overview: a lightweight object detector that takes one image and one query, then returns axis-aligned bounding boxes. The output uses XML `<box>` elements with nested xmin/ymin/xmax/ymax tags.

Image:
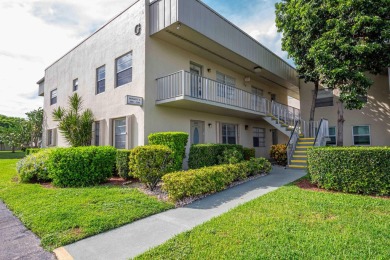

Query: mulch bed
<box><xmin>295</xmin><ymin>178</ymin><xmax>389</xmax><ymax>200</ymax></box>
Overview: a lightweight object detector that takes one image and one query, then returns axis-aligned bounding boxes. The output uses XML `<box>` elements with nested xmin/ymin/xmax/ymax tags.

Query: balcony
<box><xmin>156</xmin><ymin>71</ymin><xmax>300</xmax><ymax>123</ymax></box>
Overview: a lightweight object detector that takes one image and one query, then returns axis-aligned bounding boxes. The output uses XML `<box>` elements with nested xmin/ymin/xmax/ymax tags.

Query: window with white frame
<box><xmin>116</xmin><ymin>52</ymin><xmax>132</xmax><ymax>87</ymax></box>
<box><xmin>216</xmin><ymin>72</ymin><xmax>235</xmax><ymax>98</ymax></box>
<box><xmin>114</xmin><ymin>118</ymin><xmax>126</xmax><ymax>149</ymax></box>
<box><xmin>353</xmin><ymin>125</ymin><xmax>371</xmax><ymax>145</ymax></box>
<box><xmin>221</xmin><ymin>123</ymin><xmax>237</xmax><ymax>144</ymax></box>
<box><xmin>96</xmin><ymin>65</ymin><xmax>105</xmax><ymax>94</ymax></box>
<box><xmin>47</xmin><ymin>129</ymin><xmax>53</xmax><ymax>146</ymax></box>
<box><xmin>315</xmin><ymin>89</ymin><xmax>333</xmax><ymax>107</ymax></box>
<box><xmin>73</xmin><ymin>78</ymin><xmax>78</xmax><ymax>91</ymax></box>
<box><xmin>95</xmin><ymin>122</ymin><xmax>100</xmax><ymax>146</ymax></box>
<box><xmin>50</xmin><ymin>89</ymin><xmax>57</xmax><ymax>105</ymax></box>
<box><xmin>253</xmin><ymin>127</ymin><xmax>265</xmax><ymax>147</ymax></box>
<box><xmin>327</xmin><ymin>127</ymin><xmax>336</xmax><ymax>145</ymax></box>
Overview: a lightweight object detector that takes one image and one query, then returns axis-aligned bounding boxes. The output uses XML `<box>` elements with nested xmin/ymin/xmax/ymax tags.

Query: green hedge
<box><xmin>243</xmin><ymin>148</ymin><xmax>255</xmax><ymax>160</ymax></box>
<box><xmin>188</xmin><ymin>144</ymin><xmax>244</xmax><ymax>169</ymax></box>
<box><xmin>307</xmin><ymin>147</ymin><xmax>390</xmax><ymax>195</ymax></box>
<box><xmin>25</xmin><ymin>148</ymin><xmax>42</xmax><ymax>155</ymax></box>
<box><xmin>162</xmin><ymin>158</ymin><xmax>272</xmax><ymax>201</ymax></box>
<box><xmin>129</xmin><ymin>145</ymin><xmax>174</xmax><ymax>190</ymax></box>
<box><xmin>148</xmin><ymin>132</ymin><xmax>189</xmax><ymax>171</ymax></box>
<box><xmin>47</xmin><ymin>146</ymin><xmax>116</xmax><ymax>187</ymax></box>
<box><xmin>17</xmin><ymin>149</ymin><xmax>53</xmax><ymax>183</ymax></box>
<box><xmin>116</xmin><ymin>150</ymin><xmax>132</xmax><ymax>180</ymax></box>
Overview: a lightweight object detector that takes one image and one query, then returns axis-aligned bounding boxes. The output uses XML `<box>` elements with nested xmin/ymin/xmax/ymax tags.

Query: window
<box><xmin>315</xmin><ymin>89</ymin><xmax>333</xmax><ymax>107</ymax></box>
<box><xmin>216</xmin><ymin>72</ymin><xmax>235</xmax><ymax>98</ymax></box>
<box><xmin>96</xmin><ymin>66</ymin><xmax>105</xmax><ymax>94</ymax></box>
<box><xmin>353</xmin><ymin>125</ymin><xmax>371</xmax><ymax>145</ymax></box>
<box><xmin>73</xmin><ymin>78</ymin><xmax>78</xmax><ymax>91</ymax></box>
<box><xmin>116</xmin><ymin>52</ymin><xmax>132</xmax><ymax>87</ymax></box>
<box><xmin>47</xmin><ymin>129</ymin><xmax>53</xmax><ymax>146</ymax></box>
<box><xmin>221</xmin><ymin>123</ymin><xmax>237</xmax><ymax>144</ymax></box>
<box><xmin>327</xmin><ymin>127</ymin><xmax>336</xmax><ymax>145</ymax></box>
<box><xmin>114</xmin><ymin>118</ymin><xmax>126</xmax><ymax>149</ymax></box>
<box><xmin>95</xmin><ymin>122</ymin><xmax>100</xmax><ymax>146</ymax></box>
<box><xmin>253</xmin><ymin>127</ymin><xmax>265</xmax><ymax>147</ymax></box>
<box><xmin>50</xmin><ymin>89</ymin><xmax>57</xmax><ymax>105</ymax></box>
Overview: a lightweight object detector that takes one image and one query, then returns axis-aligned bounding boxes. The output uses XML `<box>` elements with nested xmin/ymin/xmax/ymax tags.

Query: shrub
<box><xmin>148</xmin><ymin>132</ymin><xmax>188</xmax><ymax>171</ymax></box>
<box><xmin>47</xmin><ymin>146</ymin><xmax>116</xmax><ymax>187</ymax></box>
<box><xmin>162</xmin><ymin>158</ymin><xmax>272</xmax><ymax>201</ymax></box>
<box><xmin>17</xmin><ymin>150</ymin><xmax>53</xmax><ymax>183</ymax></box>
<box><xmin>25</xmin><ymin>148</ymin><xmax>42</xmax><ymax>155</ymax></box>
<box><xmin>270</xmin><ymin>144</ymin><xmax>287</xmax><ymax>166</ymax></box>
<box><xmin>129</xmin><ymin>145</ymin><xmax>174</xmax><ymax>190</ymax></box>
<box><xmin>115</xmin><ymin>150</ymin><xmax>132</xmax><ymax>180</ymax></box>
<box><xmin>188</xmin><ymin>144</ymin><xmax>244</xmax><ymax>169</ymax></box>
<box><xmin>217</xmin><ymin>148</ymin><xmax>244</xmax><ymax>164</ymax></box>
<box><xmin>308</xmin><ymin>147</ymin><xmax>390</xmax><ymax>196</ymax></box>
<box><xmin>243</xmin><ymin>148</ymin><xmax>256</xmax><ymax>160</ymax></box>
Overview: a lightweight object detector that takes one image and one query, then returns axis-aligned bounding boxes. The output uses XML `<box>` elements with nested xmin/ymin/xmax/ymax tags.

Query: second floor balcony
<box><xmin>156</xmin><ymin>70</ymin><xmax>300</xmax><ymax>123</ymax></box>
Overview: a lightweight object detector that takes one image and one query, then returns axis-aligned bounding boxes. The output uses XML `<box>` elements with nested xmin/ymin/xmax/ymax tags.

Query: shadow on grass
<box><xmin>0</xmin><ymin>151</ymin><xmax>25</xmax><ymax>160</ymax></box>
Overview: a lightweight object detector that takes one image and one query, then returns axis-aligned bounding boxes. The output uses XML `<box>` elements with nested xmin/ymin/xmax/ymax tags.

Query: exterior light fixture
<box><xmin>208</xmin><ymin>123</ymin><xmax>212</xmax><ymax>128</ymax></box>
<box><xmin>177</xmin><ymin>23</ymin><xmax>181</xmax><ymax>30</ymax></box>
<box><xmin>254</xmin><ymin>66</ymin><xmax>262</xmax><ymax>73</ymax></box>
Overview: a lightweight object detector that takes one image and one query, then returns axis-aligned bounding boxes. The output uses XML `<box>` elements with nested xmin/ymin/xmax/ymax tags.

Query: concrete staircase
<box><xmin>263</xmin><ymin>115</ymin><xmax>301</xmax><ymax>138</ymax></box>
<box><xmin>289</xmin><ymin>138</ymin><xmax>314</xmax><ymax>169</ymax></box>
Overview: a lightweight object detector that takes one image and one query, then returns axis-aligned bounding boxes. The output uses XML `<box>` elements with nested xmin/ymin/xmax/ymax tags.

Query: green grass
<box><xmin>136</xmin><ymin>182</ymin><xmax>390</xmax><ymax>259</ymax></box>
<box><xmin>0</xmin><ymin>151</ymin><xmax>173</xmax><ymax>250</ymax></box>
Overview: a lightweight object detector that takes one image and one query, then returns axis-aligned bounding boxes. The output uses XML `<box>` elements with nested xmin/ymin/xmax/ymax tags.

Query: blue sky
<box><xmin>0</xmin><ymin>0</ymin><xmax>289</xmax><ymax>117</ymax></box>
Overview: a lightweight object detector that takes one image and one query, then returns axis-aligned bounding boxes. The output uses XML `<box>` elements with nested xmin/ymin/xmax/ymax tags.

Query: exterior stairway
<box><xmin>263</xmin><ymin>115</ymin><xmax>300</xmax><ymax>138</ymax></box>
<box><xmin>289</xmin><ymin>137</ymin><xmax>314</xmax><ymax>169</ymax></box>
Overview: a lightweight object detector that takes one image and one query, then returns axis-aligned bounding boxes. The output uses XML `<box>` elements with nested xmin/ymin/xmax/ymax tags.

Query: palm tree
<box><xmin>52</xmin><ymin>93</ymin><xmax>94</xmax><ymax>147</ymax></box>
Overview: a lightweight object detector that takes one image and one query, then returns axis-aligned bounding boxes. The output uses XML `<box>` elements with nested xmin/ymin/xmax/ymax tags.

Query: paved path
<box><xmin>60</xmin><ymin>167</ymin><xmax>306</xmax><ymax>260</ymax></box>
<box><xmin>0</xmin><ymin>201</ymin><xmax>55</xmax><ymax>260</ymax></box>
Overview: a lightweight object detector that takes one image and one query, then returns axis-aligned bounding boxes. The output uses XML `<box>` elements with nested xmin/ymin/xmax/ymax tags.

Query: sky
<box><xmin>0</xmin><ymin>0</ymin><xmax>291</xmax><ymax>118</ymax></box>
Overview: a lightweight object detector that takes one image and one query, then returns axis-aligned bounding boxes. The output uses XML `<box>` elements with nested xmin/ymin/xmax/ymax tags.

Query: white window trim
<box><xmin>96</xmin><ymin>65</ymin><xmax>105</xmax><ymax>94</ymax></box>
<box><xmin>253</xmin><ymin>127</ymin><xmax>265</xmax><ymax>148</ymax></box>
<box><xmin>115</xmin><ymin>52</ymin><xmax>133</xmax><ymax>87</ymax></box>
<box><xmin>220</xmin><ymin>123</ymin><xmax>238</xmax><ymax>145</ymax></box>
<box><xmin>352</xmin><ymin>125</ymin><xmax>371</xmax><ymax>146</ymax></box>
<box><xmin>327</xmin><ymin>126</ymin><xmax>337</xmax><ymax>146</ymax></box>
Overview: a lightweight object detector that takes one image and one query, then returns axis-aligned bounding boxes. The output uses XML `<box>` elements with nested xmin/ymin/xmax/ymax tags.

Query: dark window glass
<box><xmin>353</xmin><ymin>126</ymin><xmax>370</xmax><ymax>145</ymax></box>
<box><xmin>114</xmin><ymin>118</ymin><xmax>126</xmax><ymax>149</ymax></box>
<box><xmin>97</xmin><ymin>66</ymin><xmax>105</xmax><ymax>94</ymax></box>
<box><xmin>50</xmin><ymin>89</ymin><xmax>57</xmax><ymax>105</ymax></box>
<box><xmin>222</xmin><ymin>124</ymin><xmax>237</xmax><ymax>144</ymax></box>
<box><xmin>315</xmin><ymin>89</ymin><xmax>333</xmax><ymax>107</ymax></box>
<box><xmin>327</xmin><ymin>127</ymin><xmax>336</xmax><ymax>145</ymax></box>
<box><xmin>95</xmin><ymin>122</ymin><xmax>100</xmax><ymax>146</ymax></box>
<box><xmin>116</xmin><ymin>53</ymin><xmax>132</xmax><ymax>87</ymax></box>
<box><xmin>253</xmin><ymin>127</ymin><xmax>265</xmax><ymax>147</ymax></box>
<box><xmin>47</xmin><ymin>129</ymin><xmax>52</xmax><ymax>146</ymax></box>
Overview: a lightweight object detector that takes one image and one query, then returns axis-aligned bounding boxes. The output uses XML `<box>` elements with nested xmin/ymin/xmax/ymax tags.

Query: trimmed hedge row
<box><xmin>307</xmin><ymin>147</ymin><xmax>390</xmax><ymax>195</ymax></box>
<box><xmin>162</xmin><ymin>158</ymin><xmax>272</xmax><ymax>201</ymax></box>
<box><xmin>129</xmin><ymin>145</ymin><xmax>174</xmax><ymax>190</ymax></box>
<box><xmin>25</xmin><ymin>148</ymin><xmax>42</xmax><ymax>155</ymax></box>
<box><xmin>148</xmin><ymin>132</ymin><xmax>188</xmax><ymax>171</ymax></box>
<box><xmin>243</xmin><ymin>148</ymin><xmax>255</xmax><ymax>160</ymax></box>
<box><xmin>116</xmin><ymin>150</ymin><xmax>132</xmax><ymax>180</ymax></box>
<box><xmin>188</xmin><ymin>144</ymin><xmax>244</xmax><ymax>169</ymax></box>
<box><xmin>47</xmin><ymin>146</ymin><xmax>116</xmax><ymax>187</ymax></box>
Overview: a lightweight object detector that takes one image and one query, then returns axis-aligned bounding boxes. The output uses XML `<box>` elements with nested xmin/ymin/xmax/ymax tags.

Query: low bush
<box><xmin>47</xmin><ymin>146</ymin><xmax>116</xmax><ymax>187</ymax></box>
<box><xmin>217</xmin><ymin>148</ymin><xmax>244</xmax><ymax>164</ymax></box>
<box><xmin>148</xmin><ymin>132</ymin><xmax>188</xmax><ymax>171</ymax></box>
<box><xmin>129</xmin><ymin>145</ymin><xmax>174</xmax><ymax>190</ymax></box>
<box><xmin>25</xmin><ymin>148</ymin><xmax>42</xmax><ymax>155</ymax></box>
<box><xmin>162</xmin><ymin>158</ymin><xmax>272</xmax><ymax>201</ymax></box>
<box><xmin>243</xmin><ymin>148</ymin><xmax>255</xmax><ymax>160</ymax></box>
<box><xmin>116</xmin><ymin>150</ymin><xmax>132</xmax><ymax>180</ymax></box>
<box><xmin>17</xmin><ymin>149</ymin><xmax>53</xmax><ymax>183</ymax></box>
<box><xmin>308</xmin><ymin>147</ymin><xmax>390</xmax><ymax>196</ymax></box>
<box><xmin>188</xmin><ymin>144</ymin><xmax>244</xmax><ymax>169</ymax></box>
<box><xmin>270</xmin><ymin>144</ymin><xmax>287</xmax><ymax>166</ymax></box>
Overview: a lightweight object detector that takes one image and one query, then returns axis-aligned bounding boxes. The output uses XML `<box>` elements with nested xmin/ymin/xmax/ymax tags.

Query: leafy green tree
<box><xmin>0</xmin><ymin>118</ymin><xmax>30</xmax><ymax>152</ymax></box>
<box><xmin>276</xmin><ymin>0</ymin><xmax>389</xmax><ymax>145</ymax></box>
<box><xmin>26</xmin><ymin>108</ymin><xmax>44</xmax><ymax>148</ymax></box>
<box><xmin>52</xmin><ymin>93</ymin><xmax>94</xmax><ymax>147</ymax></box>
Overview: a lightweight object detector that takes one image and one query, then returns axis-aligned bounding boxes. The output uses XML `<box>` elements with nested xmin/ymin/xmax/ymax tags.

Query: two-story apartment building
<box><xmin>38</xmin><ymin>0</ymin><xmax>302</xmax><ymax>159</ymax></box>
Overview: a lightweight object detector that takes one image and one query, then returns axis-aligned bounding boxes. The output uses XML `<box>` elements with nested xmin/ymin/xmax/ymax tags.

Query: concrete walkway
<box><xmin>0</xmin><ymin>201</ymin><xmax>55</xmax><ymax>260</ymax></box>
<box><xmin>59</xmin><ymin>167</ymin><xmax>306</xmax><ymax>260</ymax></box>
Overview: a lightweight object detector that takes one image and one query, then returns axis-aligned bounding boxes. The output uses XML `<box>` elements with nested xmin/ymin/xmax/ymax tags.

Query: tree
<box><xmin>52</xmin><ymin>93</ymin><xmax>94</xmax><ymax>147</ymax></box>
<box><xmin>26</xmin><ymin>108</ymin><xmax>44</xmax><ymax>148</ymax></box>
<box><xmin>0</xmin><ymin>118</ymin><xmax>30</xmax><ymax>152</ymax></box>
<box><xmin>275</xmin><ymin>0</ymin><xmax>390</xmax><ymax>145</ymax></box>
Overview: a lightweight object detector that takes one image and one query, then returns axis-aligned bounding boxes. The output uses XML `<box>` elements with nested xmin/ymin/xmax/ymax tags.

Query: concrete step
<box><xmin>294</xmin><ymin>150</ymin><xmax>307</xmax><ymax>154</ymax></box>
<box><xmin>291</xmin><ymin>160</ymin><xmax>307</xmax><ymax>163</ymax></box>
<box><xmin>289</xmin><ymin>165</ymin><xmax>307</xmax><ymax>169</ymax></box>
<box><xmin>297</xmin><ymin>142</ymin><xmax>314</xmax><ymax>145</ymax></box>
<box><xmin>299</xmin><ymin>138</ymin><xmax>315</xmax><ymax>141</ymax></box>
<box><xmin>295</xmin><ymin>146</ymin><xmax>312</xmax><ymax>149</ymax></box>
<box><xmin>293</xmin><ymin>155</ymin><xmax>307</xmax><ymax>158</ymax></box>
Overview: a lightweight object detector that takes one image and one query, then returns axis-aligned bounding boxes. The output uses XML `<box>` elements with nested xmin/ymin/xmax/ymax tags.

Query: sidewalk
<box><xmin>0</xmin><ymin>201</ymin><xmax>55</xmax><ymax>260</ymax></box>
<box><xmin>59</xmin><ymin>167</ymin><xmax>306</xmax><ymax>260</ymax></box>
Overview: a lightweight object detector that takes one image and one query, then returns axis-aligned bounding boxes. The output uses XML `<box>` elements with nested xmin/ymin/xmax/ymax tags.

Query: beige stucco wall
<box><xmin>43</xmin><ymin>0</ymin><xmax>145</xmax><ymax>148</ymax></box>
<box><xmin>300</xmin><ymin>73</ymin><xmax>390</xmax><ymax>146</ymax></box>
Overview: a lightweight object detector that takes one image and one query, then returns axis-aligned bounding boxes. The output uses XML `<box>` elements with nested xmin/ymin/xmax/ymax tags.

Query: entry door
<box><xmin>271</xmin><ymin>129</ymin><xmax>278</xmax><ymax>145</ymax></box>
<box><xmin>190</xmin><ymin>120</ymin><xmax>205</xmax><ymax>145</ymax></box>
<box><xmin>190</xmin><ymin>63</ymin><xmax>203</xmax><ymax>98</ymax></box>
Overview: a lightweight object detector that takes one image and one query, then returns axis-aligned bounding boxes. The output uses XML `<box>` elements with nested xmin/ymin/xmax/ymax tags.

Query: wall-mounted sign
<box><xmin>126</xmin><ymin>95</ymin><xmax>143</xmax><ymax>106</ymax></box>
<box><xmin>135</xmin><ymin>24</ymin><xmax>142</xmax><ymax>36</ymax></box>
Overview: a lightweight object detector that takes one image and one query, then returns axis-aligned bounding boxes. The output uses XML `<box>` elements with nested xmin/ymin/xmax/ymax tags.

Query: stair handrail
<box><xmin>287</xmin><ymin>120</ymin><xmax>300</xmax><ymax>165</ymax></box>
<box><xmin>314</xmin><ymin>118</ymin><xmax>329</xmax><ymax>146</ymax></box>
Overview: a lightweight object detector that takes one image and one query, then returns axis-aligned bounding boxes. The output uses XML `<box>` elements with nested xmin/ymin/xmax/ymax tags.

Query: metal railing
<box><xmin>287</xmin><ymin>120</ymin><xmax>301</xmax><ymax>165</ymax></box>
<box><xmin>314</xmin><ymin>118</ymin><xmax>329</xmax><ymax>146</ymax></box>
<box><xmin>271</xmin><ymin>101</ymin><xmax>301</xmax><ymax>130</ymax></box>
<box><xmin>157</xmin><ymin>70</ymin><xmax>277</xmax><ymax>114</ymax></box>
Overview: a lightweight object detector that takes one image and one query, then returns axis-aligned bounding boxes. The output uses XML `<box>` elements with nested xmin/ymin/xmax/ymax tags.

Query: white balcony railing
<box><xmin>156</xmin><ymin>71</ymin><xmax>301</xmax><ymax>124</ymax></box>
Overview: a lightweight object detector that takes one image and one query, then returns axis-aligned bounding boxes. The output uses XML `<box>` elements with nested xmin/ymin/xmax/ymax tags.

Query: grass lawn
<box><xmin>136</xmin><ymin>180</ymin><xmax>390</xmax><ymax>259</ymax></box>
<box><xmin>0</xmin><ymin>151</ymin><xmax>173</xmax><ymax>251</ymax></box>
